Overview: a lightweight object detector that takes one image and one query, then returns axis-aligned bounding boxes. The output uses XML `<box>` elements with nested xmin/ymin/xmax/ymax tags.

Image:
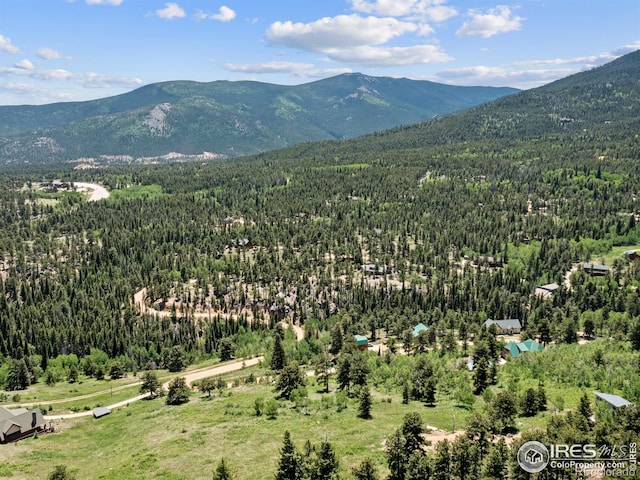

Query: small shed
<box><xmin>594</xmin><ymin>392</ymin><xmax>632</xmax><ymax>409</ymax></box>
<box><xmin>93</xmin><ymin>407</ymin><xmax>112</xmax><ymax>419</ymax></box>
<box><xmin>354</xmin><ymin>335</ymin><xmax>369</xmax><ymax>351</ymax></box>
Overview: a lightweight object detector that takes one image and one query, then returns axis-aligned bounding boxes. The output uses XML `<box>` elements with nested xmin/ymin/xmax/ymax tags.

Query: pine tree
<box><xmin>352</xmin><ymin>458</ymin><xmax>379</xmax><ymax>480</ymax></box>
<box><xmin>310</xmin><ymin>441</ymin><xmax>339</xmax><ymax>480</ymax></box>
<box><xmin>166</xmin><ymin>376</ymin><xmax>190</xmax><ymax>405</ymax></box>
<box><xmin>271</xmin><ymin>334</ymin><xmax>287</xmax><ymax>371</ymax></box>
<box><xmin>472</xmin><ymin>357</ymin><xmax>489</xmax><ymax>394</ymax></box>
<box><xmin>385</xmin><ymin>429</ymin><xmax>406</xmax><ymax>480</ymax></box>
<box><xmin>275</xmin><ymin>363</ymin><xmax>305</xmax><ymax>400</ymax></box>
<box><xmin>358</xmin><ymin>385</ymin><xmax>372</xmax><ymax>419</ymax></box>
<box><xmin>212</xmin><ymin>458</ymin><xmax>234</xmax><ymax>480</ymax></box>
<box><xmin>274</xmin><ymin>431</ymin><xmax>304</xmax><ymax>480</ymax></box>
<box><xmin>329</xmin><ymin>324</ymin><xmax>343</xmax><ymax>355</ymax></box>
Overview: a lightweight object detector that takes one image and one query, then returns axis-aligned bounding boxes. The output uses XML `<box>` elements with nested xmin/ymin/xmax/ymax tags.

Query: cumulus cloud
<box><xmin>210</xmin><ymin>6</ymin><xmax>236</xmax><ymax>22</ymax></box>
<box><xmin>0</xmin><ymin>35</ymin><xmax>20</xmax><ymax>54</ymax></box>
<box><xmin>515</xmin><ymin>42</ymin><xmax>640</xmax><ymax>67</ymax></box>
<box><xmin>456</xmin><ymin>5</ymin><xmax>523</xmax><ymax>38</ymax></box>
<box><xmin>350</xmin><ymin>0</ymin><xmax>457</xmax><ymax>22</ymax></box>
<box><xmin>37</xmin><ymin>47</ymin><xmax>71</xmax><ymax>60</ymax></box>
<box><xmin>14</xmin><ymin>59</ymin><xmax>34</xmax><ymax>70</ymax></box>
<box><xmin>0</xmin><ymin>82</ymin><xmax>74</xmax><ymax>101</ymax></box>
<box><xmin>86</xmin><ymin>0</ymin><xmax>124</xmax><ymax>5</ymax></box>
<box><xmin>265</xmin><ymin>14</ymin><xmax>451</xmax><ymax>67</ymax></box>
<box><xmin>266</xmin><ymin>15</ymin><xmax>418</xmax><ymax>51</ymax></box>
<box><xmin>223</xmin><ymin>61</ymin><xmax>316</xmax><ymax>74</ymax></box>
<box><xmin>327</xmin><ymin>44</ymin><xmax>452</xmax><ymax>66</ymax></box>
<box><xmin>155</xmin><ymin>2</ymin><xmax>186</xmax><ymax>20</ymax></box>
<box><xmin>0</xmin><ymin>64</ymin><xmax>142</xmax><ymax>88</ymax></box>
<box><xmin>434</xmin><ymin>64</ymin><xmax>572</xmax><ymax>89</ymax></box>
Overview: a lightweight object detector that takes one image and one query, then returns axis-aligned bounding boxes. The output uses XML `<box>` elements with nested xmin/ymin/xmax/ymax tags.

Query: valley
<box><xmin>0</xmin><ymin>51</ymin><xmax>637</xmax><ymax>479</ymax></box>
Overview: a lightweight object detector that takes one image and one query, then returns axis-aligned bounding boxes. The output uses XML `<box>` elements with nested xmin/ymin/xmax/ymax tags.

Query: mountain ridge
<box><xmin>0</xmin><ymin>74</ymin><xmax>517</xmax><ymax>164</ymax></box>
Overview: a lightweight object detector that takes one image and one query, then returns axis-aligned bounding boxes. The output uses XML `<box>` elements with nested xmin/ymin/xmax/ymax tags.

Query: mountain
<box><xmin>358</xmin><ymin>50</ymin><xmax>640</xmax><ymax>149</ymax></box>
<box><xmin>0</xmin><ymin>75</ymin><xmax>517</xmax><ymax>164</ymax></box>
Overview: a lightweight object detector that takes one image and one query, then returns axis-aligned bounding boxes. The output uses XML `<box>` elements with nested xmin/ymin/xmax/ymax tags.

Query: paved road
<box><xmin>44</xmin><ymin>356</ymin><xmax>263</xmax><ymax>420</ymax></box>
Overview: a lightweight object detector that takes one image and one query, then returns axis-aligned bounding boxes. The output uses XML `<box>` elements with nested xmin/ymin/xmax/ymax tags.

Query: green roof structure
<box><xmin>412</xmin><ymin>323</ymin><xmax>429</xmax><ymax>337</ymax></box>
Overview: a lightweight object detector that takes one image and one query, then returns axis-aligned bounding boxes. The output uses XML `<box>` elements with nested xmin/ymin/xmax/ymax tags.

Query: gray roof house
<box><xmin>484</xmin><ymin>319</ymin><xmax>522</xmax><ymax>335</ymax></box>
<box><xmin>595</xmin><ymin>392</ymin><xmax>632</xmax><ymax>409</ymax></box>
<box><xmin>0</xmin><ymin>407</ymin><xmax>45</xmax><ymax>443</ymax></box>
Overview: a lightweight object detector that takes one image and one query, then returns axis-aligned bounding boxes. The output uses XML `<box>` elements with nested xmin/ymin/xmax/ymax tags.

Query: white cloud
<box><xmin>266</xmin><ymin>15</ymin><xmax>418</xmax><ymax>51</ymax></box>
<box><xmin>0</xmin><ymin>64</ymin><xmax>142</xmax><ymax>88</ymax></box>
<box><xmin>223</xmin><ymin>61</ymin><xmax>315</xmax><ymax>74</ymax></box>
<box><xmin>266</xmin><ymin>14</ymin><xmax>451</xmax><ymax>67</ymax></box>
<box><xmin>155</xmin><ymin>2</ymin><xmax>186</xmax><ymax>20</ymax></box>
<box><xmin>0</xmin><ymin>82</ymin><xmax>74</xmax><ymax>101</ymax></box>
<box><xmin>456</xmin><ymin>5</ymin><xmax>523</xmax><ymax>38</ymax></box>
<box><xmin>350</xmin><ymin>0</ymin><xmax>457</xmax><ymax>22</ymax></box>
<box><xmin>434</xmin><ymin>64</ymin><xmax>573</xmax><ymax>89</ymax></box>
<box><xmin>86</xmin><ymin>0</ymin><xmax>124</xmax><ymax>5</ymax></box>
<box><xmin>325</xmin><ymin>44</ymin><xmax>452</xmax><ymax>66</ymax></box>
<box><xmin>0</xmin><ymin>35</ymin><xmax>20</xmax><ymax>54</ymax></box>
<box><xmin>515</xmin><ymin>42</ymin><xmax>640</xmax><ymax>67</ymax></box>
<box><xmin>210</xmin><ymin>6</ymin><xmax>236</xmax><ymax>22</ymax></box>
<box><xmin>37</xmin><ymin>47</ymin><xmax>71</xmax><ymax>60</ymax></box>
<box><xmin>14</xmin><ymin>59</ymin><xmax>34</xmax><ymax>70</ymax></box>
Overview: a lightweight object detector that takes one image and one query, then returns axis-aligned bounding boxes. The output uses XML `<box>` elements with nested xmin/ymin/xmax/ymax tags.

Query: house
<box><xmin>363</xmin><ymin>263</ymin><xmax>387</xmax><ymax>275</ymax></box>
<box><xmin>623</xmin><ymin>250</ymin><xmax>640</xmax><ymax>261</ymax></box>
<box><xmin>0</xmin><ymin>407</ymin><xmax>45</xmax><ymax>444</ymax></box>
<box><xmin>595</xmin><ymin>392</ymin><xmax>632</xmax><ymax>409</ymax></box>
<box><xmin>471</xmin><ymin>256</ymin><xmax>503</xmax><ymax>268</ymax></box>
<box><xmin>412</xmin><ymin>323</ymin><xmax>429</xmax><ymax>337</ymax></box>
<box><xmin>354</xmin><ymin>335</ymin><xmax>369</xmax><ymax>351</ymax></box>
<box><xmin>535</xmin><ymin>283</ymin><xmax>559</xmax><ymax>298</ymax></box>
<box><xmin>484</xmin><ymin>319</ymin><xmax>522</xmax><ymax>335</ymax></box>
<box><xmin>232</xmin><ymin>238</ymin><xmax>254</xmax><ymax>249</ymax></box>
<box><xmin>93</xmin><ymin>407</ymin><xmax>112</xmax><ymax>419</ymax></box>
<box><xmin>503</xmin><ymin>339</ymin><xmax>544</xmax><ymax>358</ymax></box>
<box><xmin>582</xmin><ymin>263</ymin><xmax>611</xmax><ymax>276</ymax></box>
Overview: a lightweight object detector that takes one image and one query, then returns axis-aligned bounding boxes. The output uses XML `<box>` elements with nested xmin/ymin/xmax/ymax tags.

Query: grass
<box><xmin>109</xmin><ymin>184</ymin><xmax>166</xmax><ymax>201</ymax></box>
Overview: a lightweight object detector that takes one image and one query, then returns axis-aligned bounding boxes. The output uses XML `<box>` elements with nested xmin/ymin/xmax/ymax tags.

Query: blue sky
<box><xmin>0</xmin><ymin>0</ymin><xmax>638</xmax><ymax>105</ymax></box>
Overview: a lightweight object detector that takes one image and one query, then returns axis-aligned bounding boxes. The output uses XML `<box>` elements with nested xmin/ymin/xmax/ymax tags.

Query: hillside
<box><xmin>0</xmin><ymin>74</ymin><xmax>517</xmax><ymax>164</ymax></box>
<box><xmin>0</xmin><ymin>52</ymin><xmax>638</xmax><ymax>479</ymax></box>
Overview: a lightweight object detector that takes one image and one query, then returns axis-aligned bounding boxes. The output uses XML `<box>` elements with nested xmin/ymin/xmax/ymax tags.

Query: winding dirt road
<box><xmin>73</xmin><ymin>182</ymin><xmax>110</xmax><ymax>202</ymax></box>
<box><xmin>44</xmin><ymin>356</ymin><xmax>263</xmax><ymax>420</ymax></box>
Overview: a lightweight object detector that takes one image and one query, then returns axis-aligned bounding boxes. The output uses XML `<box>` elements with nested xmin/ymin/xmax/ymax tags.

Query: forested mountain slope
<box><xmin>0</xmin><ymin>74</ymin><xmax>516</xmax><ymax>163</ymax></box>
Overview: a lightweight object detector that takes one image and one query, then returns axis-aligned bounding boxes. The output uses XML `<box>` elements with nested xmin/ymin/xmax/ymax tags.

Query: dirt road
<box><xmin>74</xmin><ymin>182</ymin><xmax>110</xmax><ymax>202</ymax></box>
<box><xmin>44</xmin><ymin>356</ymin><xmax>263</xmax><ymax>420</ymax></box>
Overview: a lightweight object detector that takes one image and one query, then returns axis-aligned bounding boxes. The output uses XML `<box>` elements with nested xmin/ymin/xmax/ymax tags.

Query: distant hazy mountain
<box><xmin>0</xmin><ymin>74</ymin><xmax>517</xmax><ymax>164</ymax></box>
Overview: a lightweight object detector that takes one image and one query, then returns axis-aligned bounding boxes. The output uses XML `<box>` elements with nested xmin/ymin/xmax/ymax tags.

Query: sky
<box><xmin>0</xmin><ymin>0</ymin><xmax>638</xmax><ymax>106</ymax></box>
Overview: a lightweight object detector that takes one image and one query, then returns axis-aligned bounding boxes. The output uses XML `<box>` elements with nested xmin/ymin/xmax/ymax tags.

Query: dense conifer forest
<box><xmin>0</xmin><ymin>50</ymin><xmax>639</xmax><ymax>480</ymax></box>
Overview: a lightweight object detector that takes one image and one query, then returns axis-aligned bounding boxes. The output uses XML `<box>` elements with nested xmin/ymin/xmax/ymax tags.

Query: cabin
<box><xmin>535</xmin><ymin>283</ymin><xmax>559</xmax><ymax>298</ymax></box>
<box><xmin>582</xmin><ymin>263</ymin><xmax>611</xmax><ymax>276</ymax></box>
<box><xmin>503</xmin><ymin>339</ymin><xmax>544</xmax><ymax>358</ymax></box>
<box><xmin>471</xmin><ymin>256</ymin><xmax>503</xmax><ymax>268</ymax></box>
<box><xmin>232</xmin><ymin>238</ymin><xmax>254</xmax><ymax>249</ymax></box>
<box><xmin>412</xmin><ymin>323</ymin><xmax>429</xmax><ymax>337</ymax></box>
<box><xmin>484</xmin><ymin>319</ymin><xmax>522</xmax><ymax>335</ymax></box>
<box><xmin>0</xmin><ymin>407</ymin><xmax>45</xmax><ymax>444</ymax></box>
<box><xmin>354</xmin><ymin>335</ymin><xmax>369</xmax><ymax>351</ymax></box>
<box><xmin>623</xmin><ymin>250</ymin><xmax>640</xmax><ymax>261</ymax></box>
<box><xmin>363</xmin><ymin>263</ymin><xmax>387</xmax><ymax>275</ymax></box>
<box><xmin>594</xmin><ymin>392</ymin><xmax>632</xmax><ymax>409</ymax></box>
